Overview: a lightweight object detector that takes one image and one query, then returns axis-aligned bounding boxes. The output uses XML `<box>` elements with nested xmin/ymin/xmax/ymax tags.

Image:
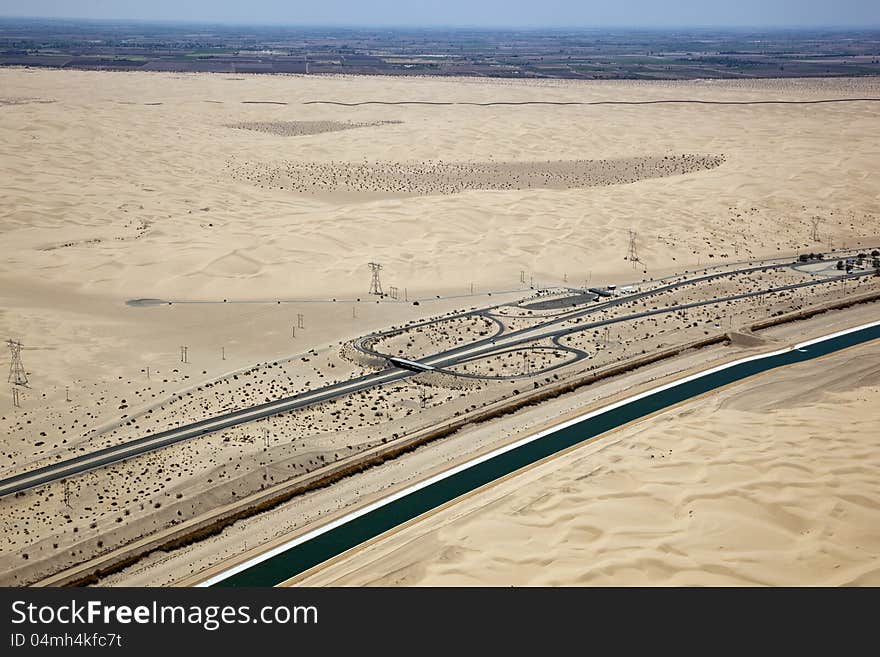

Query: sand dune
<box><xmin>2</xmin><ymin>70</ymin><xmax>878</xmax><ymax>305</ymax></box>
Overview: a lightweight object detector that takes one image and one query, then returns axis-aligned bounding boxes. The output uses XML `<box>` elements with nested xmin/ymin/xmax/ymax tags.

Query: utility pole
<box><xmin>520</xmin><ymin>270</ymin><xmax>525</xmax><ymax>284</ymax></box>
<box><xmin>221</xmin><ymin>347</ymin><xmax>226</xmax><ymax>361</ymax></box>
<box><xmin>12</xmin><ymin>386</ymin><xmax>20</xmax><ymax>408</ymax></box>
<box><xmin>522</xmin><ymin>352</ymin><xmax>529</xmax><ymax>375</ymax></box>
<box><xmin>352</xmin><ymin>306</ymin><xmax>357</xmax><ymax>319</ymax></box>
<box><xmin>368</xmin><ymin>262</ymin><xmax>383</xmax><ymax>296</ymax></box>
<box><xmin>469</xmin><ymin>283</ymin><xmax>474</xmax><ymax>295</ymax></box>
<box><xmin>291</xmin><ymin>325</ymin><xmax>296</xmax><ymax>338</ymax></box>
<box><xmin>404</xmin><ymin>288</ymin><xmax>408</xmax><ymax>302</ymax></box>
<box><xmin>179</xmin><ymin>346</ymin><xmax>188</xmax><ymax>363</ymax></box>
<box><xmin>6</xmin><ymin>339</ymin><xmax>27</xmax><ymax>385</ymax></box>
<box><xmin>65</xmin><ymin>386</ymin><xmax>70</xmax><ymax>402</ymax></box>
<box><xmin>297</xmin><ymin>313</ymin><xmax>304</xmax><ymax>329</ymax></box>
<box><xmin>146</xmin><ymin>366</ymin><xmax>150</xmax><ymax>379</ymax></box>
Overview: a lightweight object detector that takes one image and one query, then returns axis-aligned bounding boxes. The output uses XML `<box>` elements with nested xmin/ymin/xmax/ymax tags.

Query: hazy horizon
<box><xmin>1</xmin><ymin>1</ymin><xmax>878</xmax><ymax>29</ymax></box>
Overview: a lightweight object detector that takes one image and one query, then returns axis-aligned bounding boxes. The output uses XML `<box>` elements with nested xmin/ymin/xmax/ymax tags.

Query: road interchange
<box><xmin>1</xmin><ymin>252</ymin><xmax>876</xmax><ymax>498</ymax></box>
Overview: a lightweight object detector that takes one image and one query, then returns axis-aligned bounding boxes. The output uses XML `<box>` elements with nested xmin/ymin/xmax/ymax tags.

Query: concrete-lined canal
<box><xmin>204</xmin><ymin>320</ymin><xmax>880</xmax><ymax>587</ymax></box>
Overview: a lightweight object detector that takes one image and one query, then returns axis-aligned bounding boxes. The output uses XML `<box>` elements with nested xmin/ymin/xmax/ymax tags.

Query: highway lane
<box><xmin>424</xmin><ymin>271</ymin><xmax>875</xmax><ymax>368</ymax></box>
<box><xmin>357</xmin><ymin>250</ymin><xmax>877</xmax><ymax>361</ymax></box>
<box><xmin>1</xmin><ymin>261</ymin><xmax>874</xmax><ymax>498</ymax></box>
<box><xmin>0</xmin><ymin>367</ymin><xmax>413</xmax><ymax>498</ymax></box>
<box><xmin>375</xmin><ymin>259</ymin><xmax>865</xmax><ymax>366</ymax></box>
<box><xmin>358</xmin><ymin>258</ymin><xmax>824</xmax><ymax>362</ymax></box>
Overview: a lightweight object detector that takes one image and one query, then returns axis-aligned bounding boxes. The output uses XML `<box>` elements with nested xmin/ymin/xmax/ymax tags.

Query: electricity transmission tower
<box><xmin>6</xmin><ymin>339</ymin><xmax>27</xmax><ymax>386</ymax></box>
<box><xmin>810</xmin><ymin>217</ymin><xmax>823</xmax><ymax>242</ymax></box>
<box><xmin>368</xmin><ymin>262</ymin><xmax>383</xmax><ymax>296</ymax></box>
<box><xmin>626</xmin><ymin>230</ymin><xmax>639</xmax><ymax>268</ymax></box>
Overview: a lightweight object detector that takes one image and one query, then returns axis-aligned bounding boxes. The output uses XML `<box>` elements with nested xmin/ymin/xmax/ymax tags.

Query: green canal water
<box><xmin>211</xmin><ymin>321</ymin><xmax>880</xmax><ymax>586</ymax></box>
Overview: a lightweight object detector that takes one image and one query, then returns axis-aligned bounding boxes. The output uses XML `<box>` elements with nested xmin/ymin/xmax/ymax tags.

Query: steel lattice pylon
<box><xmin>626</xmin><ymin>230</ymin><xmax>639</xmax><ymax>267</ymax></box>
<box><xmin>368</xmin><ymin>262</ymin><xmax>383</xmax><ymax>296</ymax></box>
<box><xmin>7</xmin><ymin>339</ymin><xmax>27</xmax><ymax>386</ymax></box>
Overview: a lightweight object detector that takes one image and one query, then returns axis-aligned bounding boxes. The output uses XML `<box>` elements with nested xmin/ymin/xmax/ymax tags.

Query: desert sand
<box><xmin>294</xmin><ymin>329</ymin><xmax>880</xmax><ymax>587</ymax></box>
<box><xmin>1</xmin><ymin>69</ymin><xmax>879</xmax><ymax>585</ymax></box>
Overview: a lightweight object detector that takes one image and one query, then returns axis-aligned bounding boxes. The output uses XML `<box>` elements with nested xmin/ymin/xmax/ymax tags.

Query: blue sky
<box><xmin>0</xmin><ymin>1</ymin><xmax>878</xmax><ymax>28</ymax></box>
